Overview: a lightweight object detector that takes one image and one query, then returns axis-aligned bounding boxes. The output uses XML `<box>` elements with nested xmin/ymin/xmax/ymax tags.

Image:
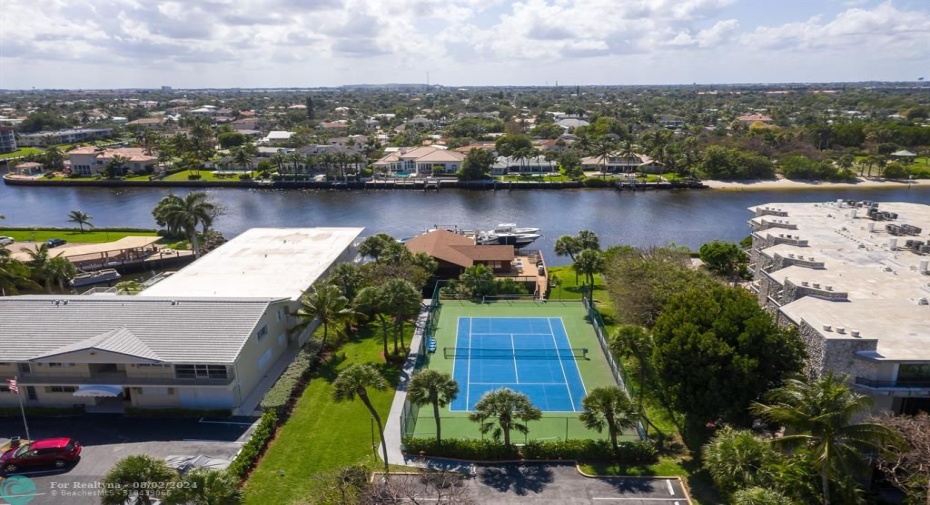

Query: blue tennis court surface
<box><xmin>449</xmin><ymin>317</ymin><xmax>587</xmax><ymax>412</ymax></box>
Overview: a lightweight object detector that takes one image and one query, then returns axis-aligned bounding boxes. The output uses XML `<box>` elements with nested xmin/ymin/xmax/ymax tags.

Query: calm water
<box><xmin>1</xmin><ymin>181</ymin><xmax>927</xmax><ymax>266</ymax></box>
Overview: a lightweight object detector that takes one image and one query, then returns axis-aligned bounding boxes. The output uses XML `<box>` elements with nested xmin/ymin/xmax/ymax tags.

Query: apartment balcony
<box><xmin>854</xmin><ymin>377</ymin><xmax>930</xmax><ymax>392</ymax></box>
<box><xmin>18</xmin><ymin>371</ymin><xmax>234</xmax><ymax>387</ymax></box>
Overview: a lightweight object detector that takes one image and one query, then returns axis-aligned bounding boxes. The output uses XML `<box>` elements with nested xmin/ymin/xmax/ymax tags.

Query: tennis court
<box><xmin>449</xmin><ymin>317</ymin><xmax>587</xmax><ymax>412</ymax></box>
<box><xmin>405</xmin><ymin>300</ymin><xmax>635</xmax><ymax>442</ymax></box>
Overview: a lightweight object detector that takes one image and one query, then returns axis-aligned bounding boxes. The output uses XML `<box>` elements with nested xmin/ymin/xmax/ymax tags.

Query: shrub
<box><xmin>260</xmin><ymin>339</ymin><xmax>323</xmax><ymax>415</ymax></box>
<box><xmin>401</xmin><ymin>437</ymin><xmax>658</xmax><ymax>464</ymax></box>
<box><xmin>124</xmin><ymin>407</ymin><xmax>231</xmax><ymax>418</ymax></box>
<box><xmin>228</xmin><ymin>410</ymin><xmax>278</xmax><ymax>479</ymax></box>
<box><xmin>582</xmin><ymin>177</ymin><xmax>614</xmax><ymax>187</ymax></box>
<box><xmin>188</xmin><ymin>174</ymin><xmax>202</xmax><ymax>180</ymax></box>
<box><xmin>238</xmin><ymin>173</ymin><xmax>252</xmax><ymax>180</ymax></box>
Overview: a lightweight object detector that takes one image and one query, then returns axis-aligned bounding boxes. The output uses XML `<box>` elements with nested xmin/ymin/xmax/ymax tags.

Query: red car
<box><xmin>1</xmin><ymin>438</ymin><xmax>82</xmax><ymax>473</ymax></box>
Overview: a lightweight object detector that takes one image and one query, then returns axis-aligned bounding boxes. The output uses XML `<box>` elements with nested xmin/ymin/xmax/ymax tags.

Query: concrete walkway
<box><xmin>381</xmin><ymin>299</ymin><xmax>430</xmax><ymax>469</ymax></box>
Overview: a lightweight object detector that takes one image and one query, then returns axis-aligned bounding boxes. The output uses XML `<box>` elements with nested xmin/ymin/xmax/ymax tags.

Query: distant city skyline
<box><xmin>1</xmin><ymin>0</ymin><xmax>928</xmax><ymax>90</ymax></box>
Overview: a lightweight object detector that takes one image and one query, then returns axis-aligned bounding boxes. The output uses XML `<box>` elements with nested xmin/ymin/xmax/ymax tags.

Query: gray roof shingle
<box><xmin>0</xmin><ymin>296</ymin><xmax>281</xmax><ymax>363</ymax></box>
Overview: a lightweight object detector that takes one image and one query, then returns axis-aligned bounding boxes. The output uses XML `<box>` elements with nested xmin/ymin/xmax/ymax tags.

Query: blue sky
<box><xmin>0</xmin><ymin>0</ymin><xmax>927</xmax><ymax>89</ymax></box>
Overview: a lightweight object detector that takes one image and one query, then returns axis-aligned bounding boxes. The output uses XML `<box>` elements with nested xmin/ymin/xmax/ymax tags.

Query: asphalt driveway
<box><xmin>0</xmin><ymin>414</ymin><xmax>255</xmax><ymax>505</ymax></box>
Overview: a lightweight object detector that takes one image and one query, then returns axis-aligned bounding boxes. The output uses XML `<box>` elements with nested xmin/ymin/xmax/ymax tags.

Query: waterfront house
<box><xmin>67</xmin><ymin>147</ymin><xmax>157</xmax><ymax>176</ymax></box>
<box><xmin>405</xmin><ymin>229</ymin><xmax>515</xmax><ymax>278</ymax></box>
<box><xmin>373</xmin><ymin>146</ymin><xmax>464</xmax><ymax>176</ymax></box>
<box><xmin>580</xmin><ymin>153</ymin><xmax>663</xmax><ymax>174</ymax></box>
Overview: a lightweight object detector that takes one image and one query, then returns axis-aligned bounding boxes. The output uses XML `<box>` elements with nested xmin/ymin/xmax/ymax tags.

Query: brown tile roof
<box><xmin>405</xmin><ymin>229</ymin><xmax>513</xmax><ymax>268</ymax></box>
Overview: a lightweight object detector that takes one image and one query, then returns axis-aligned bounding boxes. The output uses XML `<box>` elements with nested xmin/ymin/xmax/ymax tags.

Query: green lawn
<box><xmin>242</xmin><ymin>326</ymin><xmax>402</xmax><ymax>505</ymax></box>
<box><xmin>0</xmin><ymin>228</ymin><xmax>159</xmax><ymax>244</ymax></box>
<box><xmin>163</xmin><ymin>170</ymin><xmax>255</xmax><ymax>182</ymax></box>
<box><xmin>0</xmin><ymin>147</ymin><xmax>43</xmax><ymax>160</ymax></box>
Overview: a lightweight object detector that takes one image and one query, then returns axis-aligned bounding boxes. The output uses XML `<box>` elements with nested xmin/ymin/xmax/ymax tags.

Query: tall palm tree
<box><xmin>354</xmin><ymin>285</ymin><xmax>391</xmax><ymax>358</ymax></box>
<box><xmin>270</xmin><ymin>151</ymin><xmax>286</xmax><ymax>174</ymax></box>
<box><xmin>469</xmin><ymin>388</ymin><xmax>542</xmax><ymax>446</ymax></box>
<box><xmin>232</xmin><ymin>146</ymin><xmax>254</xmax><ymax>174</ymax></box>
<box><xmin>572</xmin><ymin>248</ymin><xmax>605</xmax><ymax>295</ymax></box>
<box><xmin>67</xmin><ymin>210</ymin><xmax>94</xmax><ymax>232</ymax></box>
<box><xmin>0</xmin><ymin>253</ymin><xmax>38</xmax><ymax>296</ymax></box>
<box><xmin>381</xmin><ymin>279</ymin><xmax>421</xmax><ymax>354</ymax></box>
<box><xmin>25</xmin><ymin>244</ymin><xmax>55</xmax><ymax>292</ymax></box>
<box><xmin>332</xmin><ymin>364</ymin><xmax>390</xmax><ymax>473</ymax></box>
<box><xmin>151</xmin><ymin>192</ymin><xmax>217</xmax><ymax>258</ymax></box>
<box><xmin>554</xmin><ymin>235</ymin><xmax>582</xmax><ymax>262</ymax></box>
<box><xmin>165</xmin><ymin>468</ymin><xmax>242</xmax><ymax>505</ymax></box>
<box><xmin>751</xmin><ymin>373</ymin><xmax>899</xmax><ymax>505</ymax></box>
<box><xmin>578</xmin><ymin>385</ymin><xmax>639</xmax><ymax>452</ymax></box>
<box><xmin>101</xmin><ymin>454</ymin><xmax>178</xmax><ymax>505</ymax></box>
<box><xmin>576</xmin><ymin>230</ymin><xmax>600</xmax><ymax>251</ymax></box>
<box><xmin>408</xmin><ymin>370</ymin><xmax>459</xmax><ymax>442</ymax></box>
<box><xmin>295</xmin><ymin>283</ymin><xmax>357</xmax><ymax>358</ymax></box>
<box><xmin>44</xmin><ymin>146</ymin><xmax>65</xmax><ymax>172</ymax></box>
<box><xmin>702</xmin><ymin>426</ymin><xmax>780</xmax><ymax>493</ymax></box>
<box><xmin>329</xmin><ymin>262</ymin><xmax>363</xmax><ymax>301</ymax></box>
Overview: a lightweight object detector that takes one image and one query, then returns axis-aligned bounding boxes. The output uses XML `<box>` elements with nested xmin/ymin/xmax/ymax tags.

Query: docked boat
<box><xmin>492</xmin><ymin>223</ymin><xmax>541</xmax><ymax>235</ymax></box>
<box><xmin>476</xmin><ymin>230</ymin><xmax>541</xmax><ymax>248</ymax></box>
<box><xmin>69</xmin><ymin>268</ymin><xmax>121</xmax><ymax>288</ymax></box>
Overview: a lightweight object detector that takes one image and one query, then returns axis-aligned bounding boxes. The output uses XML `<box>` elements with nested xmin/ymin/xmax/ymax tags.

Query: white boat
<box><xmin>493</xmin><ymin>223</ymin><xmax>541</xmax><ymax>234</ymax></box>
<box><xmin>69</xmin><ymin>269</ymin><xmax>121</xmax><ymax>288</ymax></box>
<box><xmin>476</xmin><ymin>231</ymin><xmax>541</xmax><ymax>248</ymax></box>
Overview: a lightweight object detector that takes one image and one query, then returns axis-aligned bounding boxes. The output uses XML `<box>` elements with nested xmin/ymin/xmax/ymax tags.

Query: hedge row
<box><xmin>259</xmin><ymin>339</ymin><xmax>322</xmax><ymax>415</ymax></box>
<box><xmin>402</xmin><ymin>438</ymin><xmax>658</xmax><ymax>464</ymax></box>
<box><xmin>125</xmin><ymin>407</ymin><xmax>231</xmax><ymax>418</ymax></box>
<box><xmin>228</xmin><ymin>410</ymin><xmax>278</xmax><ymax>479</ymax></box>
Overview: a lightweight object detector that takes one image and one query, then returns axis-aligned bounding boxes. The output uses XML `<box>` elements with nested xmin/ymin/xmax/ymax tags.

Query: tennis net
<box><xmin>443</xmin><ymin>347</ymin><xmax>588</xmax><ymax>359</ymax></box>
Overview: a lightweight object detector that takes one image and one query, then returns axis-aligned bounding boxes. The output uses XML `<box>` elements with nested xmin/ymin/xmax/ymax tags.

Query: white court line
<box><xmin>469</xmin><ymin>382</ymin><xmax>565</xmax><ymax>385</ymax></box>
<box><xmin>467</xmin><ymin>318</ymin><xmax>472</xmax><ymax>408</ymax></box>
<box><xmin>510</xmin><ymin>333</ymin><xmax>520</xmax><ymax>384</ymax></box>
<box><xmin>666</xmin><ymin>479</ymin><xmax>675</xmax><ymax>496</ymax></box>
<box><xmin>547</xmin><ymin>318</ymin><xmax>576</xmax><ymax>411</ymax></box>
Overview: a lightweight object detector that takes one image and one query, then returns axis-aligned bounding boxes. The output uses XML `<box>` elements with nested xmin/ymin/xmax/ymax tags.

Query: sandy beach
<box><xmin>704</xmin><ymin>177</ymin><xmax>927</xmax><ymax>191</ymax></box>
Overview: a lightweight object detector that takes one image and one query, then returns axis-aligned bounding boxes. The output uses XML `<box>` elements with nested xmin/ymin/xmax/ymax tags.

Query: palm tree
<box><xmin>0</xmin><ymin>254</ymin><xmax>38</xmax><ymax>296</ymax></box>
<box><xmin>702</xmin><ymin>426</ymin><xmax>780</xmax><ymax>493</ymax></box>
<box><xmin>750</xmin><ymin>373</ymin><xmax>899</xmax><ymax>505</ymax></box>
<box><xmin>295</xmin><ymin>283</ymin><xmax>357</xmax><ymax>358</ymax></box>
<box><xmin>232</xmin><ymin>146</ymin><xmax>254</xmax><ymax>174</ymax></box>
<box><xmin>329</xmin><ymin>262</ymin><xmax>363</xmax><ymax>300</ymax></box>
<box><xmin>381</xmin><ymin>279</ymin><xmax>421</xmax><ymax>354</ymax></box>
<box><xmin>554</xmin><ymin>235</ymin><xmax>582</xmax><ymax>262</ymax></box>
<box><xmin>578</xmin><ymin>385</ymin><xmax>639</xmax><ymax>452</ymax></box>
<box><xmin>332</xmin><ymin>364</ymin><xmax>390</xmax><ymax>473</ymax></box>
<box><xmin>469</xmin><ymin>388</ymin><xmax>542</xmax><ymax>446</ymax></box>
<box><xmin>67</xmin><ymin>210</ymin><xmax>94</xmax><ymax>232</ymax></box>
<box><xmin>151</xmin><ymin>192</ymin><xmax>218</xmax><ymax>258</ymax></box>
<box><xmin>576</xmin><ymin>230</ymin><xmax>600</xmax><ymax>251</ymax></box>
<box><xmin>408</xmin><ymin>370</ymin><xmax>459</xmax><ymax>442</ymax></box>
<box><xmin>101</xmin><ymin>454</ymin><xmax>178</xmax><ymax>505</ymax></box>
<box><xmin>165</xmin><ymin>468</ymin><xmax>242</xmax><ymax>505</ymax></box>
<box><xmin>47</xmin><ymin>256</ymin><xmax>76</xmax><ymax>292</ymax></box>
<box><xmin>25</xmin><ymin>244</ymin><xmax>55</xmax><ymax>292</ymax></box>
<box><xmin>270</xmin><ymin>151</ymin><xmax>286</xmax><ymax>174</ymax></box>
<box><xmin>104</xmin><ymin>154</ymin><xmax>131</xmax><ymax>178</ymax></box>
<box><xmin>354</xmin><ymin>286</ymin><xmax>391</xmax><ymax>358</ymax></box>
<box><xmin>572</xmin><ymin>248</ymin><xmax>605</xmax><ymax>295</ymax></box>
<box><xmin>43</xmin><ymin>146</ymin><xmax>65</xmax><ymax>172</ymax></box>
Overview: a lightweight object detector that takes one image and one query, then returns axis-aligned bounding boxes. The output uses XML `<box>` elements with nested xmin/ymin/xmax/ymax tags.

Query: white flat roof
<box><xmin>140</xmin><ymin>227</ymin><xmax>363</xmax><ymax>300</ymax></box>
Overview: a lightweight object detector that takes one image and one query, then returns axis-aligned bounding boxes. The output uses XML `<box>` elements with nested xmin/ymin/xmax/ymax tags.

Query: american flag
<box><xmin>6</xmin><ymin>378</ymin><xmax>18</xmax><ymax>393</ymax></box>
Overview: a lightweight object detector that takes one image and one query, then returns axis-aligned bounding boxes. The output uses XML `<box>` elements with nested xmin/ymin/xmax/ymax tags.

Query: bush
<box><xmin>228</xmin><ymin>410</ymin><xmax>278</xmax><ymax>479</ymax></box>
<box><xmin>260</xmin><ymin>339</ymin><xmax>323</xmax><ymax>415</ymax></box>
<box><xmin>188</xmin><ymin>174</ymin><xmax>202</xmax><ymax>180</ymax></box>
<box><xmin>238</xmin><ymin>173</ymin><xmax>252</xmax><ymax>181</ymax></box>
<box><xmin>124</xmin><ymin>407</ymin><xmax>231</xmax><ymax>418</ymax></box>
<box><xmin>582</xmin><ymin>177</ymin><xmax>614</xmax><ymax>187</ymax></box>
<box><xmin>401</xmin><ymin>437</ymin><xmax>658</xmax><ymax>464</ymax></box>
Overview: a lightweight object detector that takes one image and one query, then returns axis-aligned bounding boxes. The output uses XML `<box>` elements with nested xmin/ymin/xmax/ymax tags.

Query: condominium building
<box><xmin>0</xmin><ymin>126</ymin><xmax>16</xmax><ymax>153</ymax></box>
<box><xmin>747</xmin><ymin>200</ymin><xmax>930</xmax><ymax>415</ymax></box>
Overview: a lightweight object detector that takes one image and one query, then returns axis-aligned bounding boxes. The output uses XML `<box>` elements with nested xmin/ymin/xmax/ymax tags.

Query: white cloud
<box><xmin>0</xmin><ymin>0</ymin><xmax>925</xmax><ymax>88</ymax></box>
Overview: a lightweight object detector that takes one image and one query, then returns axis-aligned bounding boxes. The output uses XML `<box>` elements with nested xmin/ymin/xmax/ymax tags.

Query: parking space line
<box><xmin>666</xmin><ymin>479</ymin><xmax>675</xmax><ymax>495</ymax></box>
<box><xmin>198</xmin><ymin>418</ymin><xmax>254</xmax><ymax>426</ymax></box>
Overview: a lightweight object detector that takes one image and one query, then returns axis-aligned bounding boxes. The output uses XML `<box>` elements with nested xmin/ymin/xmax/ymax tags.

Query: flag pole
<box><xmin>11</xmin><ymin>376</ymin><xmax>30</xmax><ymax>441</ymax></box>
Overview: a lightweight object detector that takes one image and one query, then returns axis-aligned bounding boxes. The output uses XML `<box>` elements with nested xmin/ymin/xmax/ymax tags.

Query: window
<box><xmin>256</xmin><ymin>324</ymin><xmax>268</xmax><ymax>343</ymax></box>
<box><xmin>0</xmin><ymin>385</ymin><xmax>9</xmax><ymax>393</ymax></box>
<box><xmin>175</xmin><ymin>364</ymin><xmax>228</xmax><ymax>380</ymax></box>
<box><xmin>47</xmin><ymin>386</ymin><xmax>77</xmax><ymax>393</ymax></box>
<box><xmin>140</xmin><ymin>387</ymin><xmax>171</xmax><ymax>396</ymax></box>
<box><xmin>257</xmin><ymin>348</ymin><xmax>273</xmax><ymax>371</ymax></box>
<box><xmin>47</xmin><ymin>363</ymin><xmax>64</xmax><ymax>368</ymax></box>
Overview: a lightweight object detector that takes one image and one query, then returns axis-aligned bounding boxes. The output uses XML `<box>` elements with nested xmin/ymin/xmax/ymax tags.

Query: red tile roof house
<box><xmin>373</xmin><ymin>146</ymin><xmax>465</xmax><ymax>176</ymax></box>
<box><xmin>405</xmin><ymin>229</ymin><xmax>515</xmax><ymax>279</ymax></box>
<box><xmin>736</xmin><ymin>114</ymin><xmax>774</xmax><ymax>125</ymax></box>
<box><xmin>67</xmin><ymin>147</ymin><xmax>157</xmax><ymax>176</ymax></box>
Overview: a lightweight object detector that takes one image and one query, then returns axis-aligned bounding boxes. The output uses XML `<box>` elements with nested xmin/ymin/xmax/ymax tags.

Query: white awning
<box><xmin>73</xmin><ymin>384</ymin><xmax>123</xmax><ymax>397</ymax></box>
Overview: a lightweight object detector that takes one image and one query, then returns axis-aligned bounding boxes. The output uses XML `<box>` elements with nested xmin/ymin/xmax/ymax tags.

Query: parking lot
<box><xmin>0</xmin><ymin>414</ymin><xmax>255</xmax><ymax>505</ymax></box>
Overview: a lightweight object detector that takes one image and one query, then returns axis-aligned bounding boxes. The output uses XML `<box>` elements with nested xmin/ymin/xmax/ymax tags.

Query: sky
<box><xmin>1</xmin><ymin>0</ymin><xmax>928</xmax><ymax>89</ymax></box>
